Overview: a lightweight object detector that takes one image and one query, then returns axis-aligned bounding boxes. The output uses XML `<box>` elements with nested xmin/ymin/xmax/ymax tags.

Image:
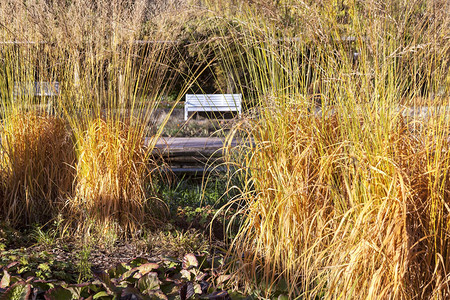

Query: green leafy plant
<box><xmin>0</xmin><ymin>254</ymin><xmax>240</xmax><ymax>300</ymax></box>
<box><xmin>0</xmin><ymin>249</ymin><xmax>76</xmax><ymax>282</ymax></box>
<box><xmin>31</xmin><ymin>215</ymin><xmax>69</xmax><ymax>249</ymax></box>
<box><xmin>159</xmin><ymin>174</ymin><xmax>234</xmax><ymax>211</ymax></box>
<box><xmin>76</xmin><ymin>244</ymin><xmax>93</xmax><ymax>283</ymax></box>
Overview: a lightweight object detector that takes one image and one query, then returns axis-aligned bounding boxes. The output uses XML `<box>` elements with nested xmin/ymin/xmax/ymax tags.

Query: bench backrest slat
<box><xmin>185</xmin><ymin>94</ymin><xmax>242</xmax><ymax>120</ymax></box>
<box><xmin>186</xmin><ymin>94</ymin><xmax>241</xmax><ymax>107</ymax></box>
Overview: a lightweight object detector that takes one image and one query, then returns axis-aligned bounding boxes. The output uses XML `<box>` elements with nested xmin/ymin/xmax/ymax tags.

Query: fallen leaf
<box><xmin>0</xmin><ymin>270</ymin><xmax>10</xmax><ymax>289</ymax></box>
<box><xmin>182</xmin><ymin>254</ymin><xmax>198</xmax><ymax>269</ymax></box>
<box><xmin>138</xmin><ymin>272</ymin><xmax>161</xmax><ymax>293</ymax></box>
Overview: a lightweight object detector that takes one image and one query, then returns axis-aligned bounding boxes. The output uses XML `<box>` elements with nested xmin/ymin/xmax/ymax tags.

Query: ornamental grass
<box><xmin>209</xmin><ymin>0</ymin><xmax>450</xmax><ymax>298</ymax></box>
<box><xmin>0</xmin><ymin>112</ymin><xmax>75</xmax><ymax>227</ymax></box>
<box><xmin>0</xmin><ymin>0</ymin><xmax>193</xmax><ymax>235</ymax></box>
<box><xmin>69</xmin><ymin>117</ymin><xmax>167</xmax><ymax>236</ymax></box>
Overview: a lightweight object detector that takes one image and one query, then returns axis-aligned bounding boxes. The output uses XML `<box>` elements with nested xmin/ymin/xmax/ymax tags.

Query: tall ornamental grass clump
<box><xmin>0</xmin><ymin>16</ymin><xmax>72</xmax><ymax>226</ymax></box>
<box><xmin>207</xmin><ymin>0</ymin><xmax>450</xmax><ymax>298</ymax></box>
<box><xmin>0</xmin><ymin>0</ymin><xmax>196</xmax><ymax>234</ymax></box>
<box><xmin>54</xmin><ymin>0</ymin><xmax>181</xmax><ymax>235</ymax></box>
<box><xmin>70</xmin><ymin>117</ymin><xmax>167</xmax><ymax>235</ymax></box>
<box><xmin>0</xmin><ymin>112</ymin><xmax>75</xmax><ymax>227</ymax></box>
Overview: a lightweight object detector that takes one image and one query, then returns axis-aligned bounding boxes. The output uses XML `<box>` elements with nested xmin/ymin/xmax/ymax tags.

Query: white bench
<box><xmin>184</xmin><ymin>94</ymin><xmax>242</xmax><ymax>121</ymax></box>
<box><xmin>13</xmin><ymin>81</ymin><xmax>60</xmax><ymax>98</ymax></box>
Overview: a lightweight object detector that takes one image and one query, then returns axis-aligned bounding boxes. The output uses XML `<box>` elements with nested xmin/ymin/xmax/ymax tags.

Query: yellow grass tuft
<box><xmin>0</xmin><ymin>112</ymin><xmax>75</xmax><ymax>227</ymax></box>
<box><xmin>226</xmin><ymin>104</ymin><xmax>450</xmax><ymax>298</ymax></box>
<box><xmin>0</xmin><ymin>0</ymin><xmax>191</xmax><ymax>235</ymax></box>
<box><xmin>70</xmin><ymin>118</ymin><xmax>166</xmax><ymax>236</ymax></box>
<box><xmin>211</xmin><ymin>0</ymin><xmax>450</xmax><ymax>298</ymax></box>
